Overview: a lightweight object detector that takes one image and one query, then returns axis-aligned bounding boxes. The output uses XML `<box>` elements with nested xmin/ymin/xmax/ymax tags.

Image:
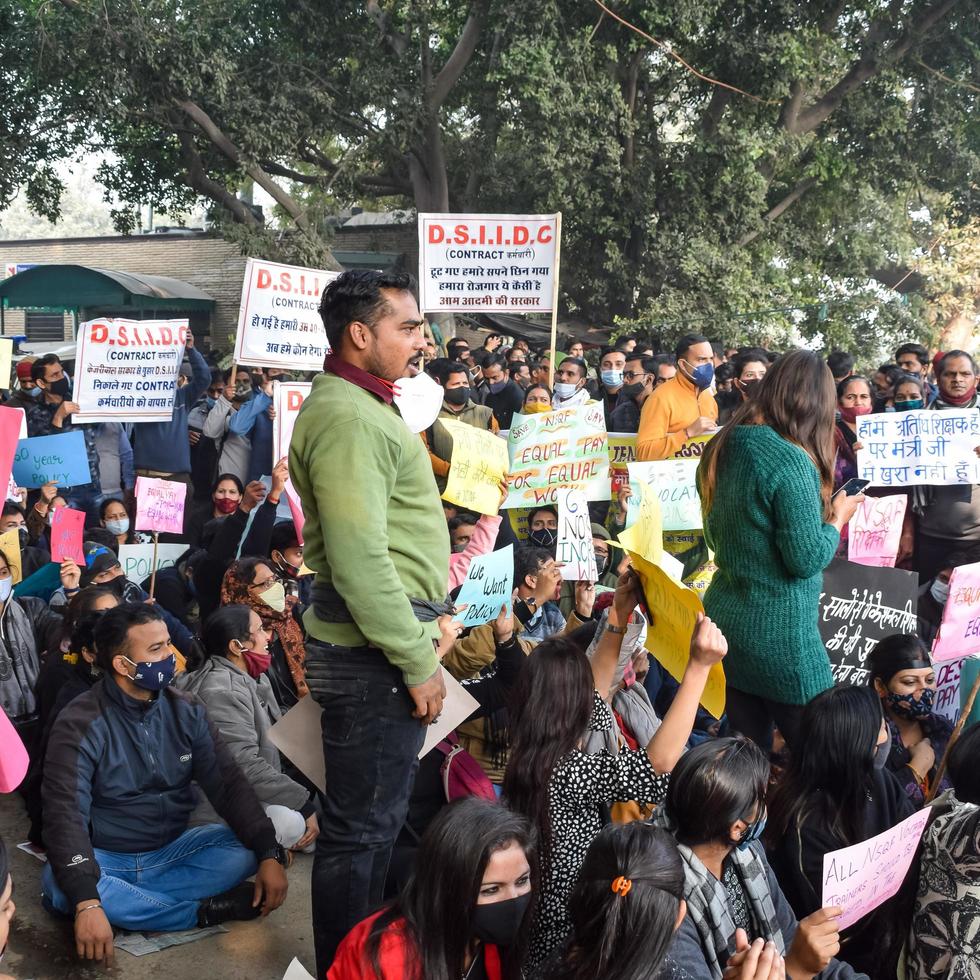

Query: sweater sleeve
<box><xmin>771</xmin><ymin>450</ymin><xmax>839</xmax><ymax>579</ymax></box>
<box><xmin>229</xmin><ymin>391</ymin><xmax>272</xmax><ymax>437</ymax></box>
<box><xmin>448</xmin><ymin>514</ymin><xmax>502</xmax><ymax>591</ymax></box>
<box><xmin>202</xmin><ymin>397</ymin><xmax>233</xmax><ymax>439</ymax></box>
<box><xmin>637</xmin><ymin>390</ymin><xmax>687</xmax><ymax>461</ymax></box>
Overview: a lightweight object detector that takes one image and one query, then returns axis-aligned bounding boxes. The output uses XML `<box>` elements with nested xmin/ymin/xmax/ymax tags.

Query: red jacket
<box><xmin>327</xmin><ymin>911</ymin><xmax>502</xmax><ymax>980</ymax></box>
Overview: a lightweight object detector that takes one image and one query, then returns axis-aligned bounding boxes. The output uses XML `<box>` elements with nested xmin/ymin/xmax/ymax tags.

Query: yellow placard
<box><xmin>670</xmin><ymin>432</ymin><xmax>714</xmax><ymax>459</ymax></box>
<box><xmin>626</xmin><ymin>546</ymin><xmax>726</xmax><ymax>718</ymax></box>
<box><xmin>617</xmin><ymin>481</ymin><xmax>663</xmax><ymax>563</ymax></box>
<box><xmin>441</xmin><ymin>418</ymin><xmax>510</xmax><ymax>516</ymax></box>
<box><xmin>0</xmin><ymin>528</ymin><xmax>22</xmax><ymax>584</ymax></box>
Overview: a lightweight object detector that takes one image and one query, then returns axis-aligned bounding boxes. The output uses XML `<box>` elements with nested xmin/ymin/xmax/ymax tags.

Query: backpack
<box><xmin>433</xmin><ymin>734</ymin><xmax>498</xmax><ymax>802</ymax></box>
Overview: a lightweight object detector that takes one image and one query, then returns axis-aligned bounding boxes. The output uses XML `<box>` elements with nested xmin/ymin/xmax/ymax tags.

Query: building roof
<box><xmin>0</xmin><ymin>264</ymin><xmax>216</xmax><ymax>312</ymax></box>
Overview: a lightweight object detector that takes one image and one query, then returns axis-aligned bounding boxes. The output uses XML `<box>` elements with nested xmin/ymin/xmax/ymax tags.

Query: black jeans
<box><xmin>725</xmin><ymin>686</ymin><xmax>804</xmax><ymax>754</ymax></box>
<box><xmin>306</xmin><ymin>640</ymin><xmax>425</xmax><ymax>976</ymax></box>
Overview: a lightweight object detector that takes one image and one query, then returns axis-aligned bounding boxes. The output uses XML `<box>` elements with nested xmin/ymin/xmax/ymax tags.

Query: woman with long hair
<box><xmin>697</xmin><ymin>349</ymin><xmax>863</xmax><ymax>749</ymax></box>
<box><xmin>98</xmin><ymin>497</ymin><xmax>138</xmax><ymax>548</ymax></box>
<box><xmin>329</xmin><ymin>798</ymin><xmax>536</xmax><ymax>980</ymax></box>
<box><xmin>766</xmin><ymin>685</ymin><xmax>914</xmax><ymax>979</ymax></box>
<box><xmin>503</xmin><ymin>571</ymin><xmax>727</xmax><ymax>970</ymax></box>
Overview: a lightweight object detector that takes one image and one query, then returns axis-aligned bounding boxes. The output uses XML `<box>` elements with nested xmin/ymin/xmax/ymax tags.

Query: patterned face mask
<box><xmin>886</xmin><ymin>688</ymin><xmax>935</xmax><ymax>719</ymax></box>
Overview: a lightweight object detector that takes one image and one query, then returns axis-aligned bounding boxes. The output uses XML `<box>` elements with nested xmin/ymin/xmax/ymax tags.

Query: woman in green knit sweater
<box><xmin>696</xmin><ymin>350</ymin><xmax>863</xmax><ymax>751</ymax></box>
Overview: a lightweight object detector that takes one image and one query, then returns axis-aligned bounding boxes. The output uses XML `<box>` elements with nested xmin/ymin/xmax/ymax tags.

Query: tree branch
<box><xmin>366</xmin><ymin>0</ymin><xmax>407</xmax><ymax>56</ymax></box>
<box><xmin>430</xmin><ymin>0</ymin><xmax>489</xmax><ymax>109</ymax></box>
<box><xmin>173</xmin><ymin>128</ymin><xmax>258</xmax><ymax>228</ymax></box>
<box><xmin>700</xmin><ymin>87</ymin><xmax>732</xmax><ymax>138</ymax></box>
<box><xmin>259</xmin><ymin>160</ymin><xmax>333</xmax><ymax>184</ymax></box>
<box><xmin>738</xmin><ymin>176</ymin><xmax>818</xmax><ymax>246</ymax></box>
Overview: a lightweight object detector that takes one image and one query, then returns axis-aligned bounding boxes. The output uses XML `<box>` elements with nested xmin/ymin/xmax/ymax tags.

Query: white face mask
<box><xmin>0</xmin><ymin>577</ymin><xmax>11</xmax><ymax>603</ymax></box>
<box><xmin>930</xmin><ymin>577</ymin><xmax>950</xmax><ymax>605</ymax></box>
<box><xmin>554</xmin><ymin>382</ymin><xmax>579</xmax><ymax>400</ymax></box>
<box><xmin>257</xmin><ymin>581</ymin><xmax>286</xmax><ymax>613</ymax></box>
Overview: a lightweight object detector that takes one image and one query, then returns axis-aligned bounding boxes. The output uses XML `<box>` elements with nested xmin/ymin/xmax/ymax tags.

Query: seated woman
<box><xmin>98</xmin><ymin>498</ymin><xmax>140</xmax><ymax>549</ymax></box>
<box><xmin>766</xmin><ymin>686</ymin><xmax>912</xmax><ymax>979</ymax></box>
<box><xmin>185</xmin><ymin>473</ymin><xmax>244</xmax><ymax>548</ymax></box>
<box><xmin>657</xmin><ymin>736</ymin><xmax>862</xmax><ymax>979</ymax></box>
<box><xmin>907</xmin><ymin>723</ymin><xmax>980</xmax><ymax>976</ymax></box>
<box><xmin>868</xmin><ymin>634</ymin><xmax>952</xmax><ymax>805</ymax></box>
<box><xmin>523</xmin><ymin>384</ymin><xmax>553</xmax><ymax>414</ymax></box>
<box><xmin>329</xmin><ymin>798</ymin><xmax>535</xmax><ymax>980</ymax></box>
<box><xmin>178</xmin><ymin>605</ymin><xmax>319</xmax><ymax>851</ymax></box>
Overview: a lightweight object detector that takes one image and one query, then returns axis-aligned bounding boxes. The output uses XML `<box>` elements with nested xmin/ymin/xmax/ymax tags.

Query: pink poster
<box><xmin>49</xmin><ymin>506</ymin><xmax>87</xmax><ymax>564</ymax></box>
<box><xmin>847</xmin><ymin>494</ymin><xmax>907</xmax><ymax>568</ymax></box>
<box><xmin>0</xmin><ymin>706</ymin><xmax>29</xmax><ymax>792</ymax></box>
<box><xmin>283</xmin><ymin>478</ymin><xmax>305</xmax><ymax>544</ymax></box>
<box><xmin>932</xmin><ymin>561</ymin><xmax>980</xmax><ymax>664</ymax></box>
<box><xmin>134</xmin><ymin>477</ymin><xmax>187</xmax><ymax>535</ymax></box>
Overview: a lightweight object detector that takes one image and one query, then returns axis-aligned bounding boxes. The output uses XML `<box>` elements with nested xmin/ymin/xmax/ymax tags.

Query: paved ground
<box><xmin>0</xmin><ymin>796</ymin><xmax>316</xmax><ymax>980</ymax></box>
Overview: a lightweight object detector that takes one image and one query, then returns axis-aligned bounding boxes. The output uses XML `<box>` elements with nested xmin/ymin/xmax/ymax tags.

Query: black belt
<box><xmin>311</xmin><ymin>581</ymin><xmax>453</xmax><ymax>624</ymax></box>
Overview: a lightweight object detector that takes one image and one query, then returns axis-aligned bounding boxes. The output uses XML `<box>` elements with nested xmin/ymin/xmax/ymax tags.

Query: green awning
<box><xmin>0</xmin><ymin>264</ymin><xmax>216</xmax><ymax>313</ymax></box>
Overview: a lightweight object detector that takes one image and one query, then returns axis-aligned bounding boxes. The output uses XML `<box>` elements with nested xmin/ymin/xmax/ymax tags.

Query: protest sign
<box><xmin>0</xmin><ymin>529</ymin><xmax>22</xmax><ymax>583</ymax></box>
<box><xmin>822</xmin><ymin>808</ymin><xmax>930</xmax><ymax>930</ymax></box>
<box><xmin>932</xmin><ymin>561</ymin><xmax>980</xmax><ymax>663</ymax></box>
<box><xmin>72</xmin><ymin>317</ymin><xmax>188</xmax><ymax>423</ymax></box>
<box><xmin>935</xmin><ymin>657</ymin><xmax>966</xmax><ymax>722</ymax></box>
<box><xmin>504</xmin><ymin>404</ymin><xmax>610</xmax><ymax>509</ymax></box>
<box><xmin>557</xmin><ymin>488</ymin><xmax>597</xmax><ymax>582</ymax></box>
<box><xmin>134</xmin><ymin>477</ymin><xmax>187</xmax><ymax>535</ymax></box>
<box><xmin>0</xmin><ymin>406</ymin><xmax>24</xmax><ymax>500</ymax></box>
<box><xmin>818</xmin><ymin>559</ymin><xmax>918</xmax><ymax>685</ymax></box>
<box><xmin>283</xmin><ymin>478</ymin><xmax>305</xmax><ymax>543</ymax></box>
<box><xmin>12</xmin><ymin>431</ymin><xmax>90</xmax><ymax>488</ymax></box>
<box><xmin>272</xmin><ymin>381</ymin><xmax>311</xmax><ymax>465</ymax></box>
<box><xmin>618</xmin><ymin>481</ymin><xmax>663</xmax><ymax>564</ymax></box>
<box><xmin>626</xmin><ymin>547</ymin><xmax>726</xmax><ymax>718</ymax></box>
<box><xmin>671</xmin><ymin>433</ymin><xmax>714</xmax><ymax>459</ymax></box>
<box><xmin>418</xmin><ymin>213</ymin><xmax>559</xmax><ymax>313</ymax></box>
<box><xmin>607</xmin><ymin>432</ymin><xmax>636</xmax><ymax>496</ymax></box>
<box><xmin>847</xmin><ymin>494</ymin><xmax>907</xmax><ymax>567</ymax></box>
<box><xmin>234</xmin><ymin>258</ymin><xmax>339</xmax><ymax>371</ymax></box>
<box><xmin>856</xmin><ymin>410</ymin><xmax>980</xmax><ymax>487</ymax></box>
<box><xmin>441</xmin><ymin>418</ymin><xmax>510</xmax><ymax>516</ymax></box>
<box><xmin>119</xmin><ymin>543</ymin><xmax>188</xmax><ymax>583</ymax></box>
<box><xmin>455</xmin><ymin>545</ymin><xmax>514</xmax><ymax>628</ymax></box>
<box><xmin>0</xmin><ymin>338</ymin><xmax>11</xmax><ymax>390</ymax></box>
<box><xmin>0</xmin><ymin>707</ymin><xmax>28</xmax><ymax>792</ymax></box>
<box><xmin>50</xmin><ymin>507</ymin><xmax>86</xmax><ymax>564</ymax></box>
<box><xmin>627</xmin><ymin>459</ymin><xmax>702</xmax><ymax>531</ymax></box>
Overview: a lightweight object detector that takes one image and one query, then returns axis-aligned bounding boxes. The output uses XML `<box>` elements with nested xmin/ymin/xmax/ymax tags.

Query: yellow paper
<box><xmin>0</xmin><ymin>528</ymin><xmax>22</xmax><ymax>584</ymax></box>
<box><xmin>670</xmin><ymin>432</ymin><xmax>714</xmax><ymax>460</ymax></box>
<box><xmin>440</xmin><ymin>418</ymin><xmax>509</xmax><ymax>516</ymax></box>
<box><xmin>0</xmin><ymin>340</ymin><xmax>13</xmax><ymax>392</ymax></box>
<box><xmin>626</xmin><ymin>547</ymin><xmax>726</xmax><ymax>718</ymax></box>
<box><xmin>617</xmin><ymin>481</ymin><xmax>663</xmax><ymax>562</ymax></box>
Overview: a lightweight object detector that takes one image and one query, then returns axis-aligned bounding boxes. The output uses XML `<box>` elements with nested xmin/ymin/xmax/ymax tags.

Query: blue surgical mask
<box><xmin>736</xmin><ymin>807</ymin><xmax>767</xmax><ymax>850</ymax></box>
<box><xmin>0</xmin><ymin>578</ymin><xmax>12</xmax><ymax>603</ymax></box>
<box><xmin>124</xmin><ymin>653</ymin><xmax>176</xmax><ymax>691</ymax></box>
<box><xmin>683</xmin><ymin>361</ymin><xmax>714</xmax><ymax>390</ymax></box>
<box><xmin>105</xmin><ymin>517</ymin><xmax>130</xmax><ymax>537</ymax></box>
<box><xmin>554</xmin><ymin>382</ymin><xmax>578</xmax><ymax>400</ymax></box>
<box><xmin>206</xmin><ymin>397</ymin><xmax>217</xmax><ymax>410</ymax></box>
<box><xmin>930</xmin><ymin>577</ymin><xmax>950</xmax><ymax>605</ymax></box>
<box><xmin>601</xmin><ymin>369</ymin><xmax>624</xmax><ymax>388</ymax></box>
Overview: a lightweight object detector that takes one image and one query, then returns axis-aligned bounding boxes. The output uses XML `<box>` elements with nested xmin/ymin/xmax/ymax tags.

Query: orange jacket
<box><xmin>636</xmin><ymin>373</ymin><xmax>718</xmax><ymax>460</ymax></box>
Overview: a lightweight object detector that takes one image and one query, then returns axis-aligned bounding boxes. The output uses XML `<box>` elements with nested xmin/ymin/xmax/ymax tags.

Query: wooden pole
<box><xmin>148</xmin><ymin>532</ymin><xmax>160</xmax><ymax>601</ymax></box>
<box><xmin>547</xmin><ymin>212</ymin><xmax>563</xmax><ymax>392</ymax></box>
<box><xmin>926</xmin><ymin>667</ymin><xmax>980</xmax><ymax>802</ymax></box>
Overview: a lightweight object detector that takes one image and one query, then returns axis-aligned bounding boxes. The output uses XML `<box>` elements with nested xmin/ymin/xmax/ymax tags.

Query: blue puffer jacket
<box><xmin>41</xmin><ymin>675</ymin><xmax>277</xmax><ymax>907</ymax></box>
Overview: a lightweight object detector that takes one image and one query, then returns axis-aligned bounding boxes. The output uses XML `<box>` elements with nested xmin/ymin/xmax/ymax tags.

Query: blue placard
<box><xmin>455</xmin><ymin>544</ymin><xmax>514</xmax><ymax>628</ymax></box>
<box><xmin>12</xmin><ymin>431</ymin><xmax>91</xmax><ymax>488</ymax></box>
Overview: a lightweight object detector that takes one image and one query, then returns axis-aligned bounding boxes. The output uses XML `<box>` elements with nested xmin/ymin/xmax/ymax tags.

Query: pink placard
<box><xmin>283</xmin><ymin>478</ymin><xmax>305</xmax><ymax>545</ymax></box>
<box><xmin>822</xmin><ymin>808</ymin><xmax>930</xmax><ymax>930</ymax></box>
<box><xmin>49</xmin><ymin>506</ymin><xmax>87</xmax><ymax>564</ymax></box>
<box><xmin>932</xmin><ymin>561</ymin><xmax>980</xmax><ymax>663</ymax></box>
<box><xmin>0</xmin><ymin>405</ymin><xmax>23</xmax><ymax>501</ymax></box>
<box><xmin>0</xmin><ymin>706</ymin><xmax>29</xmax><ymax>792</ymax></box>
<box><xmin>134</xmin><ymin>476</ymin><xmax>187</xmax><ymax>535</ymax></box>
<box><xmin>847</xmin><ymin>494</ymin><xmax>907</xmax><ymax>567</ymax></box>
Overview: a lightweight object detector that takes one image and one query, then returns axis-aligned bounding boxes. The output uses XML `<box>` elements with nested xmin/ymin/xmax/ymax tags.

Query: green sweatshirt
<box><xmin>289</xmin><ymin>371</ymin><xmax>449</xmax><ymax>685</ymax></box>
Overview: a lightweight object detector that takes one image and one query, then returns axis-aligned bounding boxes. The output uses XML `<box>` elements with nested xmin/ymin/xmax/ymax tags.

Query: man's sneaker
<box><xmin>196</xmin><ymin>883</ymin><xmax>261</xmax><ymax>927</ymax></box>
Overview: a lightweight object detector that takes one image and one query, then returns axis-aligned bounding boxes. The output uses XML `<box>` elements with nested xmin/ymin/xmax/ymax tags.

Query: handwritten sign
<box><xmin>504</xmin><ymin>404</ymin><xmax>610</xmax><ymax>509</ymax></box>
<box><xmin>557</xmin><ymin>488</ymin><xmax>597</xmax><ymax>582</ymax></box>
<box><xmin>822</xmin><ymin>808</ymin><xmax>930</xmax><ymax>930</ymax></box>
<box><xmin>847</xmin><ymin>494</ymin><xmax>907</xmax><ymax>567</ymax></box>
<box><xmin>441</xmin><ymin>418</ymin><xmax>509</xmax><ymax>516</ymax></box>
<box><xmin>818</xmin><ymin>559</ymin><xmax>918</xmax><ymax>685</ymax></box>
<box><xmin>618</xmin><ymin>481</ymin><xmax>663</xmax><ymax>563</ymax></box>
<box><xmin>0</xmin><ymin>529</ymin><xmax>22</xmax><ymax>583</ymax></box>
<box><xmin>607</xmin><ymin>432</ymin><xmax>636</xmax><ymax>496</ymax></box>
<box><xmin>455</xmin><ymin>544</ymin><xmax>514</xmax><ymax>628</ymax></box>
<box><xmin>0</xmin><ymin>406</ymin><xmax>24</xmax><ymax>500</ymax></box>
<box><xmin>934</xmin><ymin>656</ymin><xmax>966</xmax><ymax>722</ymax></box>
<box><xmin>418</xmin><ymin>213</ymin><xmax>559</xmax><ymax>313</ymax></box>
<box><xmin>627</xmin><ymin>459</ymin><xmax>702</xmax><ymax>531</ymax></box>
<box><xmin>272</xmin><ymin>381</ymin><xmax>311</xmax><ymax>465</ymax></box>
<box><xmin>12</xmin><ymin>431</ymin><xmax>90</xmax><ymax>488</ymax></box>
<box><xmin>626</xmin><ymin>546</ymin><xmax>726</xmax><ymax>718</ymax></box>
<box><xmin>234</xmin><ymin>258</ymin><xmax>339</xmax><ymax>371</ymax></box>
<box><xmin>857</xmin><ymin>410</ymin><xmax>980</xmax><ymax>487</ymax></box>
<box><xmin>73</xmin><ymin>317</ymin><xmax>188</xmax><ymax>423</ymax></box>
<box><xmin>50</xmin><ymin>506</ymin><xmax>87</xmax><ymax>564</ymax></box>
<box><xmin>932</xmin><ymin>561</ymin><xmax>980</xmax><ymax>663</ymax></box>
<box><xmin>118</xmin><ymin>543</ymin><xmax>188</xmax><ymax>583</ymax></box>
<box><xmin>134</xmin><ymin>477</ymin><xmax>187</xmax><ymax>535</ymax></box>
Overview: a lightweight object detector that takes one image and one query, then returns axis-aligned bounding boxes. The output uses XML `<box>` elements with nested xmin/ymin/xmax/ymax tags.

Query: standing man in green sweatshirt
<box><xmin>289</xmin><ymin>271</ymin><xmax>450</xmax><ymax>977</ymax></box>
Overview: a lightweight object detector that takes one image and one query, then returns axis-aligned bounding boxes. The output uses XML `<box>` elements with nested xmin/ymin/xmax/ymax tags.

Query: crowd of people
<box><xmin>0</xmin><ymin>268</ymin><xmax>977</xmax><ymax>980</ymax></box>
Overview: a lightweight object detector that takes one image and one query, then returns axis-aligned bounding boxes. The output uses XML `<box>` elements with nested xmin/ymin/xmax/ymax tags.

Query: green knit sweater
<box><xmin>698</xmin><ymin>424</ymin><xmax>839</xmax><ymax>705</ymax></box>
<box><xmin>289</xmin><ymin>371</ymin><xmax>449</xmax><ymax>686</ymax></box>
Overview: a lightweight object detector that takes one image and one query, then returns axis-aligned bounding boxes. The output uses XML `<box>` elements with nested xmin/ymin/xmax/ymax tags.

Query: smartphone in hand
<box><xmin>833</xmin><ymin>477</ymin><xmax>871</xmax><ymax>499</ymax></box>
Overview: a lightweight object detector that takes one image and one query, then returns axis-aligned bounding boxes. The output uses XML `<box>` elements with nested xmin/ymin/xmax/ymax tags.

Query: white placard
<box><xmin>557</xmin><ymin>487</ymin><xmax>597</xmax><ymax>581</ymax></box>
<box><xmin>273</xmin><ymin>381</ymin><xmax>312</xmax><ymax>464</ymax></box>
<box><xmin>118</xmin><ymin>543</ymin><xmax>188</xmax><ymax>582</ymax></box>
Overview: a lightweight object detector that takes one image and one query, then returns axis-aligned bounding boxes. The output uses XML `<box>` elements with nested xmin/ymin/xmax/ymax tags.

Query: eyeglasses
<box><xmin>250</xmin><ymin>576</ymin><xmax>282</xmax><ymax>590</ymax></box>
<box><xmin>622</xmin><ymin>371</ymin><xmax>651</xmax><ymax>382</ymax></box>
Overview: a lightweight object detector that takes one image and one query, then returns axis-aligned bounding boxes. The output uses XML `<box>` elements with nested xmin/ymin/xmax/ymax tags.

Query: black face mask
<box><xmin>444</xmin><ymin>387</ymin><xmax>470</xmax><ymax>407</ymax></box>
<box><xmin>529</xmin><ymin>528</ymin><xmax>557</xmax><ymax>551</ymax></box>
<box><xmin>595</xmin><ymin>552</ymin><xmax>610</xmax><ymax>577</ymax></box>
<box><xmin>16</xmin><ymin>526</ymin><xmax>28</xmax><ymax>546</ymax></box>
<box><xmin>620</xmin><ymin>381</ymin><xmax>647</xmax><ymax>400</ymax></box>
<box><xmin>471</xmin><ymin>893</ymin><xmax>531</xmax><ymax>948</ymax></box>
<box><xmin>46</xmin><ymin>377</ymin><xmax>71</xmax><ymax>400</ymax></box>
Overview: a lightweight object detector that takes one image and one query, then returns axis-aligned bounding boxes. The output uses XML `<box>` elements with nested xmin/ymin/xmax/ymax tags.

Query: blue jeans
<box><xmin>306</xmin><ymin>641</ymin><xmax>425</xmax><ymax>976</ymax></box>
<box><xmin>41</xmin><ymin>824</ymin><xmax>257</xmax><ymax>931</ymax></box>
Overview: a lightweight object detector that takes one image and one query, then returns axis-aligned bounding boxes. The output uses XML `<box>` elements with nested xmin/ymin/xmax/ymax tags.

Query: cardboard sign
<box><xmin>857</xmin><ymin>410</ymin><xmax>980</xmax><ymax>487</ymax></box>
<box><xmin>822</xmin><ymin>808</ymin><xmax>930</xmax><ymax>930</ymax></box>
<box><xmin>73</xmin><ymin>317</ymin><xmax>188</xmax><ymax>423</ymax></box>
<box><xmin>847</xmin><ymin>494</ymin><xmax>907</xmax><ymax>567</ymax></box>
<box><xmin>234</xmin><ymin>258</ymin><xmax>339</xmax><ymax>371</ymax></box>
<box><xmin>627</xmin><ymin>459</ymin><xmax>702</xmax><ymax>531</ymax></box>
<box><xmin>50</xmin><ymin>506</ymin><xmax>86</xmax><ymax>563</ymax></box>
<box><xmin>818</xmin><ymin>559</ymin><xmax>918</xmax><ymax>685</ymax></box>
<box><xmin>12</xmin><ymin>431</ymin><xmax>91</xmax><ymax>488</ymax></box>
<box><xmin>418</xmin><ymin>213</ymin><xmax>559</xmax><ymax>313</ymax></box>
<box><xmin>441</xmin><ymin>418</ymin><xmax>510</xmax><ymax>517</ymax></box>
<box><xmin>455</xmin><ymin>545</ymin><xmax>514</xmax><ymax>628</ymax></box>
<box><xmin>118</xmin><ymin>543</ymin><xmax>188</xmax><ymax>583</ymax></box>
<box><xmin>272</xmin><ymin>381</ymin><xmax>311</xmax><ymax>466</ymax></box>
<box><xmin>557</xmin><ymin>488</ymin><xmax>597</xmax><ymax>582</ymax></box>
<box><xmin>0</xmin><ymin>529</ymin><xmax>22</xmax><ymax>584</ymax></box>
<box><xmin>504</xmin><ymin>404</ymin><xmax>610</xmax><ymax>508</ymax></box>
<box><xmin>134</xmin><ymin>477</ymin><xmax>187</xmax><ymax>535</ymax></box>
<box><xmin>932</xmin><ymin>561</ymin><xmax>980</xmax><ymax>663</ymax></box>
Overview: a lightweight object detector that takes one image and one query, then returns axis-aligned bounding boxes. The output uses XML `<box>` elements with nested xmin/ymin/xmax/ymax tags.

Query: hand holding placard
<box><xmin>454</xmin><ymin>544</ymin><xmax>514</xmax><ymax>627</ymax></box>
<box><xmin>134</xmin><ymin>477</ymin><xmax>187</xmax><ymax>534</ymax></box>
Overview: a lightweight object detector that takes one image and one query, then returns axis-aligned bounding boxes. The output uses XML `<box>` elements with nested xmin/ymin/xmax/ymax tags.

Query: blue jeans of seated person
<box><xmin>41</xmin><ymin>824</ymin><xmax>257</xmax><ymax>932</ymax></box>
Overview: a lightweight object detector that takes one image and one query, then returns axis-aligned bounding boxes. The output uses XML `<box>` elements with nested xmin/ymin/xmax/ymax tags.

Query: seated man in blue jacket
<box><xmin>41</xmin><ymin>603</ymin><xmax>288</xmax><ymax>966</ymax></box>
